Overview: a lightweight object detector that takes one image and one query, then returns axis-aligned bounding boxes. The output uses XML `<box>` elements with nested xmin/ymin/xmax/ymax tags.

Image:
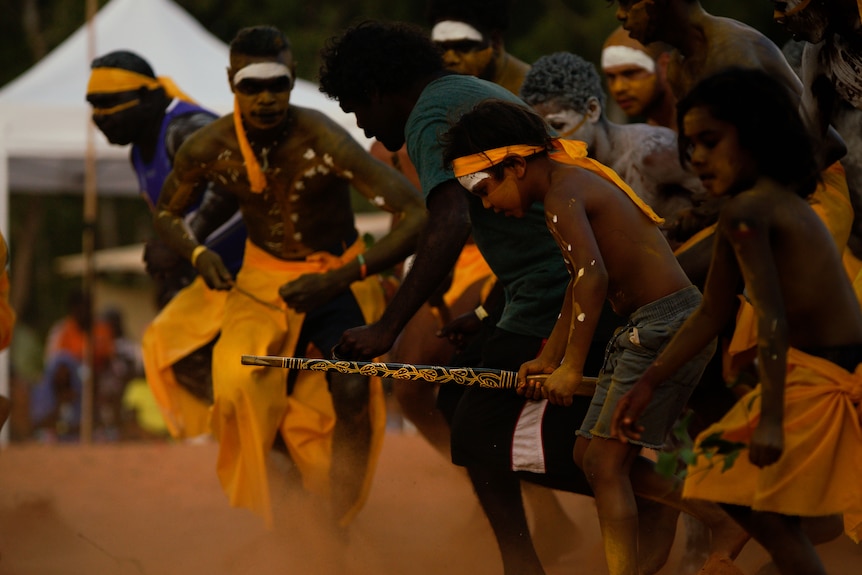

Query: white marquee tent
<box><xmin>0</xmin><ymin>0</ymin><xmax>370</xmax><ymax>201</ymax></box>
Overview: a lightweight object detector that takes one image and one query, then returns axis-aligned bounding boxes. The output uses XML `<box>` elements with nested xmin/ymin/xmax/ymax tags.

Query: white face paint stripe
<box><xmin>431</xmin><ymin>20</ymin><xmax>484</xmax><ymax>43</ymax></box>
<box><xmin>233</xmin><ymin>62</ymin><xmax>293</xmax><ymax>85</ymax></box>
<box><xmin>601</xmin><ymin>46</ymin><xmax>656</xmax><ymax>73</ymax></box>
<box><xmin>457</xmin><ymin>171</ymin><xmax>491</xmax><ymax>192</ymax></box>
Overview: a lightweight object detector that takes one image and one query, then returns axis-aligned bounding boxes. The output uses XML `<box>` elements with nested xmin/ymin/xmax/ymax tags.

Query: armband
<box><xmin>474</xmin><ymin>305</ymin><xmax>489</xmax><ymax>321</ymax></box>
<box><xmin>191</xmin><ymin>245</ymin><xmax>208</xmax><ymax>267</ymax></box>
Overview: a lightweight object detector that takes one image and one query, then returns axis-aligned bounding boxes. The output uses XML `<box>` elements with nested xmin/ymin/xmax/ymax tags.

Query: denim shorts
<box><xmin>577</xmin><ymin>285</ymin><xmax>716</xmax><ymax>449</ymax></box>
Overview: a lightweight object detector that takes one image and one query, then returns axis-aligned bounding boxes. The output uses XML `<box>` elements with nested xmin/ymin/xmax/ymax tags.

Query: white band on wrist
<box><xmin>474</xmin><ymin>305</ymin><xmax>489</xmax><ymax>320</ymax></box>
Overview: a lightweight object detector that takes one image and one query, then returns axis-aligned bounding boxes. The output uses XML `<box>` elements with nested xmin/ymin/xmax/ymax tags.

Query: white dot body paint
<box><xmin>568</xmin><ymin>244</ymin><xmax>572</xmax><ymax>252</ymax></box>
<box><xmin>577</xmin><ymin>313</ymin><xmax>586</xmax><ymax>322</ymax></box>
<box><xmin>577</xmin><ymin>268</ymin><xmax>585</xmax><ymax>278</ymax></box>
<box><xmin>303</xmin><ymin>148</ymin><xmax>315</xmax><ymax>160</ymax></box>
<box><xmin>372</xmin><ymin>196</ymin><xmax>386</xmax><ymax>206</ymax></box>
<box><xmin>457</xmin><ymin>171</ymin><xmax>491</xmax><ymax>192</ymax></box>
<box><xmin>343</xmin><ymin>170</ymin><xmax>354</xmax><ymax>179</ymax></box>
<box><xmin>552</xmin><ymin>214</ymin><xmax>558</xmax><ymax>223</ymax></box>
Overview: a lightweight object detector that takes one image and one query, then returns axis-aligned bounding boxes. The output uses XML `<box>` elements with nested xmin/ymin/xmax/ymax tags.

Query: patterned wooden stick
<box><xmin>241</xmin><ymin>355</ymin><xmax>597</xmax><ymax>395</ymax></box>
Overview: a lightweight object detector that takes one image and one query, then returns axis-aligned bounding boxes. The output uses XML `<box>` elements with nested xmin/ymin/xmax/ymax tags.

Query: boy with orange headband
<box><xmin>442</xmin><ymin>99</ymin><xmax>749</xmax><ymax>575</ymax></box>
<box><xmin>153</xmin><ymin>25</ymin><xmax>426</xmax><ymax>529</ymax></box>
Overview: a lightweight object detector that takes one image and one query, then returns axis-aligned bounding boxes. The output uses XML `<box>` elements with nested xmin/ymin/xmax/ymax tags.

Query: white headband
<box><xmin>233</xmin><ymin>62</ymin><xmax>293</xmax><ymax>85</ymax></box>
<box><xmin>432</xmin><ymin>20</ymin><xmax>484</xmax><ymax>43</ymax></box>
<box><xmin>457</xmin><ymin>171</ymin><xmax>491</xmax><ymax>192</ymax></box>
<box><xmin>600</xmin><ymin>46</ymin><xmax>656</xmax><ymax>73</ymax></box>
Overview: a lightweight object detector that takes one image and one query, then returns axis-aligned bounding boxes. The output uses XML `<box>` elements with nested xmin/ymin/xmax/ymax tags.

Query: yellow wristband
<box><xmin>474</xmin><ymin>305</ymin><xmax>489</xmax><ymax>321</ymax></box>
<box><xmin>191</xmin><ymin>245</ymin><xmax>208</xmax><ymax>267</ymax></box>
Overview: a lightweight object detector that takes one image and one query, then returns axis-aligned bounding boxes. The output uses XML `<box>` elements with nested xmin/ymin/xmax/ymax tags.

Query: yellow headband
<box><xmin>233</xmin><ymin>98</ymin><xmax>267</xmax><ymax>193</ymax></box>
<box><xmin>453</xmin><ymin>138</ymin><xmax>663</xmax><ymax>225</ymax></box>
<box><xmin>452</xmin><ymin>144</ymin><xmax>545</xmax><ymax>177</ymax></box>
<box><xmin>87</xmin><ymin>67</ymin><xmax>196</xmax><ymax>103</ymax></box>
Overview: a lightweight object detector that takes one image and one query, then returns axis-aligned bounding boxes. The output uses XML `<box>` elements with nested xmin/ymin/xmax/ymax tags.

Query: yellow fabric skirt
<box><xmin>211</xmin><ymin>240</ymin><xmax>387</xmax><ymax>528</ymax></box>
<box><xmin>143</xmin><ymin>239</ymin><xmax>387</xmax><ymax>528</ymax></box>
<box><xmin>141</xmin><ymin>276</ymin><xmax>224</xmax><ymax>439</ymax></box>
<box><xmin>683</xmin><ymin>348</ymin><xmax>862</xmax><ymax>542</ymax></box>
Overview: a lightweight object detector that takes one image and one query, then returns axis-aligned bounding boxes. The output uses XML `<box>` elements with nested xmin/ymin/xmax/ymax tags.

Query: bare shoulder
<box><xmin>175</xmin><ymin>114</ymin><xmax>236</xmax><ymax>166</ymax></box>
<box><xmin>288</xmin><ymin>105</ymin><xmax>372</xmax><ymax>162</ymax></box>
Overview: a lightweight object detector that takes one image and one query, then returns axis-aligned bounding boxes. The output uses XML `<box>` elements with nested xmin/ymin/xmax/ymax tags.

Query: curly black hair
<box><xmin>520</xmin><ymin>52</ymin><xmax>606</xmax><ymax>112</ymax></box>
<box><xmin>319</xmin><ymin>20</ymin><xmax>444</xmax><ymax>105</ymax></box>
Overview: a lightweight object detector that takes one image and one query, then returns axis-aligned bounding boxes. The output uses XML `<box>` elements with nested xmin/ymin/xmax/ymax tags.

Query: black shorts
<box><xmin>447</xmin><ymin>327</ymin><xmax>593</xmax><ymax>496</ymax></box>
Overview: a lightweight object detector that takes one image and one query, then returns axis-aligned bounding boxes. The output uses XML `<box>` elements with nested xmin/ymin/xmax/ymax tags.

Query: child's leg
<box><xmin>576</xmin><ymin>435</ymin><xmax>642</xmax><ymax>575</ymax></box>
<box><xmin>722</xmin><ymin>505</ymin><xmax>827</xmax><ymax>575</ymax></box>
<box><xmin>628</xmin><ymin>456</ymin><xmax>750</xmax><ymax>562</ymax></box>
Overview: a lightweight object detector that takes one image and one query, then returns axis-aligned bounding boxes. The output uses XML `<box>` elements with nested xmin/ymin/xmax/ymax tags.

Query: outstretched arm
<box><xmin>279</xmin><ymin>127</ymin><xmax>427</xmax><ymax>311</ymax></box>
<box><xmin>334</xmin><ymin>180</ymin><xmax>471</xmax><ymax>360</ymax></box>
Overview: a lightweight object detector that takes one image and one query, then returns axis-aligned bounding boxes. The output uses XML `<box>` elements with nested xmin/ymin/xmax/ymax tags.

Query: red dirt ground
<box><xmin>0</xmin><ymin>432</ymin><xmax>860</xmax><ymax>575</ymax></box>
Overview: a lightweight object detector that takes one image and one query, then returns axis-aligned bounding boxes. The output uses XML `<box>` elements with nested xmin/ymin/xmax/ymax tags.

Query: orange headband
<box><xmin>453</xmin><ymin>138</ymin><xmax>663</xmax><ymax>225</ymax></box>
<box><xmin>87</xmin><ymin>67</ymin><xmax>196</xmax><ymax>103</ymax></box>
<box><xmin>451</xmin><ymin>144</ymin><xmax>546</xmax><ymax>177</ymax></box>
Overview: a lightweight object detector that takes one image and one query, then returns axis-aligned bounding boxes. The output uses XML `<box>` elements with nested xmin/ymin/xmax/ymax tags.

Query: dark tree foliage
<box><xmin>1</xmin><ymin>0</ymin><xmax>788</xmax><ymax>88</ymax></box>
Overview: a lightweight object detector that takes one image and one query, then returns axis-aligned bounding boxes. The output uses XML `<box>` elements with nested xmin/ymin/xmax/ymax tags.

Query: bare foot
<box><xmin>637</xmin><ymin>498</ymin><xmax>680</xmax><ymax>575</ymax></box>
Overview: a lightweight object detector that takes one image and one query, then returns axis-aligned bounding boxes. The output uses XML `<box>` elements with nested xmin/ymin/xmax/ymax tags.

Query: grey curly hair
<box><xmin>520</xmin><ymin>52</ymin><xmax>606</xmax><ymax>114</ymax></box>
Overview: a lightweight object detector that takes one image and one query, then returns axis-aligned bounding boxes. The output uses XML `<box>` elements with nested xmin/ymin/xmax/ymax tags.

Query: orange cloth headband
<box><xmin>452</xmin><ymin>138</ymin><xmax>663</xmax><ymax>225</ymax></box>
<box><xmin>452</xmin><ymin>144</ymin><xmax>545</xmax><ymax>177</ymax></box>
<box><xmin>233</xmin><ymin>98</ymin><xmax>267</xmax><ymax>193</ymax></box>
<box><xmin>87</xmin><ymin>67</ymin><xmax>196</xmax><ymax>103</ymax></box>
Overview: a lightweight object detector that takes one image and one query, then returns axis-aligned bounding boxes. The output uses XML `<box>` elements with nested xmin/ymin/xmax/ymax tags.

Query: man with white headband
<box><xmin>153</xmin><ymin>25</ymin><xmax>426</xmax><ymax>531</ymax></box>
<box><xmin>521</xmin><ymin>51</ymin><xmax>705</xmax><ymax>249</ymax></box>
<box><xmin>429</xmin><ymin>0</ymin><xmax>530</xmax><ymax>95</ymax></box>
<box><xmin>87</xmin><ymin>50</ymin><xmax>247</xmax><ymax>440</ymax></box>
<box><xmin>601</xmin><ymin>26</ymin><xmax>676</xmax><ymax>129</ymax></box>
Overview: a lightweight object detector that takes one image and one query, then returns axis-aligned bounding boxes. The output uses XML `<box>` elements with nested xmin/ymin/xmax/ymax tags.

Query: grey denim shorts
<box><xmin>577</xmin><ymin>285</ymin><xmax>716</xmax><ymax>449</ymax></box>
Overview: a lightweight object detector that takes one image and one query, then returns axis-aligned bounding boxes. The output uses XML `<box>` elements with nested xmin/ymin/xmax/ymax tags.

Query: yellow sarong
<box><xmin>142</xmin><ymin>277</ymin><xmax>225</xmax><ymax>438</ymax></box>
<box><xmin>443</xmin><ymin>243</ymin><xmax>495</xmax><ymax>307</ymax></box>
<box><xmin>209</xmin><ymin>239</ymin><xmax>387</xmax><ymax>528</ymax></box>
<box><xmin>683</xmin><ymin>348</ymin><xmax>862</xmax><ymax>542</ymax></box>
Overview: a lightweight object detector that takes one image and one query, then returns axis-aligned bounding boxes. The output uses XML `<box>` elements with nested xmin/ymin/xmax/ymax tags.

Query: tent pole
<box><xmin>80</xmin><ymin>0</ymin><xmax>99</xmax><ymax>444</ymax></box>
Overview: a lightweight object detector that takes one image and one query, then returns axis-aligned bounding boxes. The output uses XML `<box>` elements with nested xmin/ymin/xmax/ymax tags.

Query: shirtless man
<box><xmin>429</xmin><ymin>0</ymin><xmax>530</xmax><ymax>95</ymax></box>
<box><xmin>601</xmin><ymin>26</ymin><xmax>676</xmax><ymax>129</ymax></box>
<box><xmin>772</xmin><ymin>0</ymin><xmax>862</xmax><ymax>263</ymax></box>
<box><xmin>520</xmin><ymin>50</ymin><xmax>705</xmax><ymax>247</ymax></box>
<box><xmin>87</xmin><ymin>50</ymin><xmax>244</xmax><ymax>437</ymax></box>
<box><xmin>154</xmin><ymin>25</ymin><xmax>426</xmax><ymax>528</ymax></box>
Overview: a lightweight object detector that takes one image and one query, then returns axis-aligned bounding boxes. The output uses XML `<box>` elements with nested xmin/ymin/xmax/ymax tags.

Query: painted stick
<box><xmin>241</xmin><ymin>355</ymin><xmax>597</xmax><ymax>395</ymax></box>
